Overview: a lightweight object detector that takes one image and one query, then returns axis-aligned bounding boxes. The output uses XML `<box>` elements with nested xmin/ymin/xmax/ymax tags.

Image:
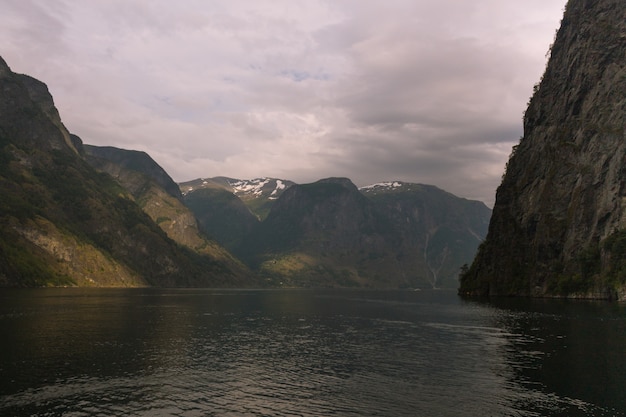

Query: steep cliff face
<box><xmin>460</xmin><ymin>0</ymin><xmax>626</xmax><ymax>299</ymax></box>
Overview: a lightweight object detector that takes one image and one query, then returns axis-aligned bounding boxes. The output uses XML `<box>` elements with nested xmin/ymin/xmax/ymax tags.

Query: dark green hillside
<box><xmin>183</xmin><ymin>186</ymin><xmax>259</xmax><ymax>252</ymax></box>
<box><xmin>251</xmin><ymin>178</ymin><xmax>381</xmax><ymax>253</ymax></box>
<box><xmin>237</xmin><ymin>178</ymin><xmax>391</xmax><ymax>287</ymax></box>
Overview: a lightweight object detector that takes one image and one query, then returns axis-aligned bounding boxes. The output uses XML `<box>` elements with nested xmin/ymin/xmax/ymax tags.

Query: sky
<box><xmin>1</xmin><ymin>0</ymin><xmax>567</xmax><ymax>206</ymax></box>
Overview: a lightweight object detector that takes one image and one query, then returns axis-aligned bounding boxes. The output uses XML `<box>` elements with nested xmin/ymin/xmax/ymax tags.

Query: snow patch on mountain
<box><xmin>179</xmin><ymin>177</ymin><xmax>293</xmax><ymax>199</ymax></box>
<box><xmin>360</xmin><ymin>181</ymin><xmax>404</xmax><ymax>192</ymax></box>
<box><xmin>231</xmin><ymin>178</ymin><xmax>270</xmax><ymax>196</ymax></box>
<box><xmin>228</xmin><ymin>178</ymin><xmax>291</xmax><ymax>200</ymax></box>
<box><xmin>271</xmin><ymin>180</ymin><xmax>285</xmax><ymax>195</ymax></box>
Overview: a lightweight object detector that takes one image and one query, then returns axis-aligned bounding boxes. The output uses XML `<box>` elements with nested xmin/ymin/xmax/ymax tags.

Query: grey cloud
<box><xmin>0</xmin><ymin>0</ymin><xmax>567</xmax><ymax>206</ymax></box>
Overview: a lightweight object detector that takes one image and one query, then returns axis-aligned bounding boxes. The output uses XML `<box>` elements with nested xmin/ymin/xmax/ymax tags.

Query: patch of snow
<box><xmin>360</xmin><ymin>181</ymin><xmax>403</xmax><ymax>191</ymax></box>
<box><xmin>271</xmin><ymin>179</ymin><xmax>286</xmax><ymax>196</ymax></box>
<box><xmin>230</xmin><ymin>178</ymin><xmax>270</xmax><ymax>197</ymax></box>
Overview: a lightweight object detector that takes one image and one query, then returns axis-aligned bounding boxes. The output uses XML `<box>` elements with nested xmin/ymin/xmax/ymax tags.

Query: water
<box><xmin>0</xmin><ymin>288</ymin><xmax>624</xmax><ymax>416</ymax></box>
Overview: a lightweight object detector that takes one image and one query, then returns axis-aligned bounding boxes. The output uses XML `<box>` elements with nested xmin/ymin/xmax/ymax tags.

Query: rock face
<box><xmin>459</xmin><ymin>0</ymin><xmax>626</xmax><ymax>299</ymax></box>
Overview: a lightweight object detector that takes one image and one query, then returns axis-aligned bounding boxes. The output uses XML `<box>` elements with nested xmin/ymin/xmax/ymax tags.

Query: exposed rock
<box><xmin>459</xmin><ymin>0</ymin><xmax>626</xmax><ymax>299</ymax></box>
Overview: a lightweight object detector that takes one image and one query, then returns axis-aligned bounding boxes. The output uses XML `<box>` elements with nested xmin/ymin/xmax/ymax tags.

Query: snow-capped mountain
<box><xmin>360</xmin><ymin>181</ymin><xmax>404</xmax><ymax>192</ymax></box>
<box><xmin>230</xmin><ymin>178</ymin><xmax>293</xmax><ymax>200</ymax></box>
<box><xmin>179</xmin><ymin>177</ymin><xmax>296</xmax><ymax>221</ymax></box>
<box><xmin>180</xmin><ymin>177</ymin><xmax>294</xmax><ymax>200</ymax></box>
<box><xmin>359</xmin><ymin>181</ymin><xmax>447</xmax><ymax>195</ymax></box>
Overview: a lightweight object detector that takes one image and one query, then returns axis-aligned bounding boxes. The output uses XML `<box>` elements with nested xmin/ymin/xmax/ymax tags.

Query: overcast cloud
<box><xmin>1</xmin><ymin>0</ymin><xmax>567</xmax><ymax>206</ymax></box>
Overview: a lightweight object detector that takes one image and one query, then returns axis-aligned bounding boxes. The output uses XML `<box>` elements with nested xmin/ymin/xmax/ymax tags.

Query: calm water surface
<box><xmin>0</xmin><ymin>288</ymin><xmax>624</xmax><ymax>416</ymax></box>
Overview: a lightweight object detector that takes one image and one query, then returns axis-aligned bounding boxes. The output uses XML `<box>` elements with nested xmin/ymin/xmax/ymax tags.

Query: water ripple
<box><xmin>0</xmin><ymin>289</ymin><xmax>622</xmax><ymax>416</ymax></box>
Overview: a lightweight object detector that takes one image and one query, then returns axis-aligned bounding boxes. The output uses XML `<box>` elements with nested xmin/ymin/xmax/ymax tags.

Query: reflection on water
<box><xmin>0</xmin><ymin>288</ymin><xmax>624</xmax><ymax>416</ymax></box>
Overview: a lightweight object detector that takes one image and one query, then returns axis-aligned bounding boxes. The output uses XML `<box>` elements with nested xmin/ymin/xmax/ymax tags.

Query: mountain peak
<box><xmin>360</xmin><ymin>181</ymin><xmax>407</xmax><ymax>194</ymax></box>
<box><xmin>314</xmin><ymin>177</ymin><xmax>358</xmax><ymax>192</ymax></box>
<box><xmin>230</xmin><ymin>177</ymin><xmax>291</xmax><ymax>200</ymax></box>
<box><xmin>180</xmin><ymin>177</ymin><xmax>294</xmax><ymax>200</ymax></box>
<box><xmin>0</xmin><ymin>56</ymin><xmax>11</xmax><ymax>77</ymax></box>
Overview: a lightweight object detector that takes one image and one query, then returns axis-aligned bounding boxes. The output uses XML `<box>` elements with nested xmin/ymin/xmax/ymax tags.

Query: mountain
<box><xmin>361</xmin><ymin>182</ymin><xmax>491</xmax><ymax>288</ymax></box>
<box><xmin>238</xmin><ymin>177</ymin><xmax>390</xmax><ymax>287</ymax></box>
<box><xmin>0</xmin><ymin>53</ymin><xmax>490</xmax><ymax>289</ymax></box>
<box><xmin>83</xmin><ymin>144</ymin><xmax>252</xmax><ymax>283</ymax></box>
<box><xmin>459</xmin><ymin>0</ymin><xmax>626</xmax><ymax>300</ymax></box>
<box><xmin>180</xmin><ymin>177</ymin><xmax>295</xmax><ymax>252</ymax></box>
<box><xmin>186</xmin><ymin>176</ymin><xmax>491</xmax><ymax>288</ymax></box>
<box><xmin>0</xmin><ymin>56</ymin><xmax>250</xmax><ymax>287</ymax></box>
<box><xmin>181</xmin><ymin>177</ymin><xmax>295</xmax><ymax>220</ymax></box>
<box><xmin>83</xmin><ymin>144</ymin><xmax>183</xmax><ymax>201</ymax></box>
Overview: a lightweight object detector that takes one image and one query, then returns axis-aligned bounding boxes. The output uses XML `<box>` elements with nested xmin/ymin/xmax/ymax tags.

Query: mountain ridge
<box><xmin>183</xmin><ymin>176</ymin><xmax>491</xmax><ymax>288</ymax></box>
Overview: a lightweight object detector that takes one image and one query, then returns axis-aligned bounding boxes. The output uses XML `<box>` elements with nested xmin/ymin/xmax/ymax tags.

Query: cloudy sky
<box><xmin>2</xmin><ymin>0</ymin><xmax>567</xmax><ymax>206</ymax></box>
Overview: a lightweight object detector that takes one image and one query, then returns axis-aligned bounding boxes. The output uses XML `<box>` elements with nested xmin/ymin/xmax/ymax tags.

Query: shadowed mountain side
<box><xmin>236</xmin><ymin>178</ymin><xmax>399</xmax><ymax>287</ymax></box>
<box><xmin>183</xmin><ymin>186</ymin><xmax>259</xmax><ymax>252</ymax></box>
<box><xmin>459</xmin><ymin>0</ymin><xmax>626</xmax><ymax>299</ymax></box>
<box><xmin>362</xmin><ymin>182</ymin><xmax>491</xmax><ymax>288</ymax></box>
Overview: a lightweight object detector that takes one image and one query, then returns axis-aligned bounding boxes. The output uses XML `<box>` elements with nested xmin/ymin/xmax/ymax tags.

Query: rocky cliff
<box><xmin>459</xmin><ymin>0</ymin><xmax>626</xmax><ymax>299</ymax></box>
